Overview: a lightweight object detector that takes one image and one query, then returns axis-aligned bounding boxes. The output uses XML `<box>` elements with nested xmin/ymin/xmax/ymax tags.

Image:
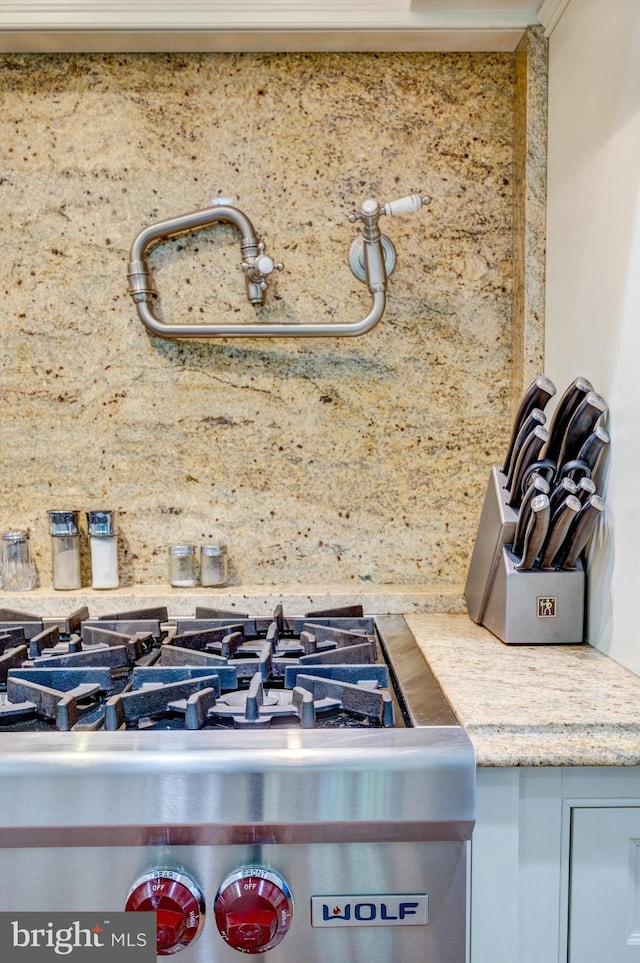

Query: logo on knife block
<box><xmin>537</xmin><ymin>597</ymin><xmax>557</xmax><ymax>618</ymax></box>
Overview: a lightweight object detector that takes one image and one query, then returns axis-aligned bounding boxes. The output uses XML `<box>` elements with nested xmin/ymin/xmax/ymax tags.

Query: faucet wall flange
<box><xmin>348</xmin><ymin>234</ymin><xmax>397</xmax><ymax>285</ymax></box>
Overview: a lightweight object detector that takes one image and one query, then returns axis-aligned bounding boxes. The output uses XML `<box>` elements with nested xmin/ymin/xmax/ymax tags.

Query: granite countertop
<box><xmin>2</xmin><ymin>587</ymin><xmax>639</xmax><ymax>768</ymax></box>
<box><xmin>405</xmin><ymin>612</ymin><xmax>640</xmax><ymax>768</ymax></box>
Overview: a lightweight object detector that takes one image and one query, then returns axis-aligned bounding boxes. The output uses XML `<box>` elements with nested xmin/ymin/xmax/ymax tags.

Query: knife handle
<box><xmin>576</xmin><ymin>425</ymin><xmax>610</xmax><ymax>475</ymax></box>
<box><xmin>539</xmin><ymin>494</ymin><xmax>582</xmax><ymax>569</ymax></box>
<box><xmin>555</xmin><ymin>391</ymin><xmax>608</xmax><ymax>476</ymax></box>
<box><xmin>543</xmin><ymin>376</ymin><xmax>593</xmax><ymax>465</ymax></box>
<box><xmin>576</xmin><ymin>476</ymin><xmax>597</xmax><ymax>504</ymax></box>
<box><xmin>506</xmin><ymin>425</ymin><xmax>549</xmax><ymax>508</ymax></box>
<box><xmin>558</xmin><ymin>494</ymin><xmax>606</xmax><ymax>570</ymax></box>
<box><xmin>501</xmin><ymin>375</ymin><xmax>556</xmax><ymax>473</ymax></box>
<box><xmin>559</xmin><ymin>459</ymin><xmax>592</xmax><ymax>482</ymax></box>
<box><xmin>548</xmin><ymin>476</ymin><xmax>578</xmax><ymax>517</ymax></box>
<box><xmin>514</xmin><ymin>493</ymin><xmax>550</xmax><ymax>571</ymax></box>
<box><xmin>512</xmin><ymin>475</ymin><xmax>550</xmax><ymax>558</ymax></box>
<box><xmin>520</xmin><ymin>459</ymin><xmax>556</xmax><ymax>493</ymax></box>
<box><xmin>505</xmin><ymin>408</ymin><xmax>546</xmax><ymax>490</ymax></box>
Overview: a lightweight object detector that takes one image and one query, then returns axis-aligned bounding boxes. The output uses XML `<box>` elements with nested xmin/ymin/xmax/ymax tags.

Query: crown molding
<box><xmin>537</xmin><ymin>0</ymin><xmax>572</xmax><ymax>37</ymax></box>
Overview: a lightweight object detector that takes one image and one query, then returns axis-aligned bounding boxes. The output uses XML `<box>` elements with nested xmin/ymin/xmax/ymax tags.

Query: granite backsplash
<box><xmin>0</xmin><ymin>36</ymin><xmax>546</xmax><ymax>591</ymax></box>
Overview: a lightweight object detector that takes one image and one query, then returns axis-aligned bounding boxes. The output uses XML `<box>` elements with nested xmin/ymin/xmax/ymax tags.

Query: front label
<box><xmin>311</xmin><ymin>895</ymin><xmax>428</xmax><ymax>927</ymax></box>
<box><xmin>537</xmin><ymin>596</ymin><xmax>557</xmax><ymax>618</ymax></box>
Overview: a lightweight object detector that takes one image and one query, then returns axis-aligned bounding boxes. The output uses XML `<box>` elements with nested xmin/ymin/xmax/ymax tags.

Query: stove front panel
<box><xmin>0</xmin><ymin>840</ymin><xmax>468</xmax><ymax>963</ymax></box>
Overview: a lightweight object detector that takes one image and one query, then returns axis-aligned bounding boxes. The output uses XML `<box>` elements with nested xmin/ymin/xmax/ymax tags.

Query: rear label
<box><xmin>311</xmin><ymin>895</ymin><xmax>428</xmax><ymax>927</ymax></box>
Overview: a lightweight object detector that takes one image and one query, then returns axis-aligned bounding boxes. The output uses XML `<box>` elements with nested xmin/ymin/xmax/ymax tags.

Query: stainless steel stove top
<box><xmin>0</xmin><ymin>601</ymin><xmax>474</xmax><ymax>842</ymax></box>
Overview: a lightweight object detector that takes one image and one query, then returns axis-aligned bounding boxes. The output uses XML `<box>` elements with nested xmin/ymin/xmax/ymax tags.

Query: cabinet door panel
<box><xmin>569</xmin><ymin>807</ymin><xmax>640</xmax><ymax>962</ymax></box>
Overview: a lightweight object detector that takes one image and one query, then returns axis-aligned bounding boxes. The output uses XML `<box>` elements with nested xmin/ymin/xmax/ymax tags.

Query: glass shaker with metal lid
<box><xmin>200</xmin><ymin>543</ymin><xmax>228</xmax><ymax>587</ymax></box>
<box><xmin>1</xmin><ymin>530</ymin><xmax>37</xmax><ymax>592</ymax></box>
<box><xmin>49</xmin><ymin>510</ymin><xmax>82</xmax><ymax>590</ymax></box>
<box><xmin>168</xmin><ymin>545</ymin><xmax>198</xmax><ymax>587</ymax></box>
<box><xmin>87</xmin><ymin>510</ymin><xmax>119</xmax><ymax>589</ymax></box>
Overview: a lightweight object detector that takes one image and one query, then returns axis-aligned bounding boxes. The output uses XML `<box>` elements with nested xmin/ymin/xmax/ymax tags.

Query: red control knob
<box><xmin>214</xmin><ymin>868</ymin><xmax>293</xmax><ymax>954</ymax></box>
<box><xmin>126</xmin><ymin>870</ymin><xmax>205</xmax><ymax>955</ymax></box>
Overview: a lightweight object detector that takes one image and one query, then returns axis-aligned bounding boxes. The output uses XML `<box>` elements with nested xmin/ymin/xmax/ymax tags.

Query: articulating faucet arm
<box><xmin>127</xmin><ymin>194</ymin><xmax>430</xmax><ymax>339</ymax></box>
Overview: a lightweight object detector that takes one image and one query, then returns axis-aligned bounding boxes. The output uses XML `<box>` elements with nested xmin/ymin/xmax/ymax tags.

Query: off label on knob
<box><xmin>125</xmin><ymin>870</ymin><xmax>205</xmax><ymax>956</ymax></box>
<box><xmin>214</xmin><ymin>868</ymin><xmax>293</xmax><ymax>955</ymax></box>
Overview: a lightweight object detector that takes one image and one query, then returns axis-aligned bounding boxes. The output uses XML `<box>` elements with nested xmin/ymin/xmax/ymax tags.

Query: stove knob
<box><xmin>125</xmin><ymin>869</ymin><xmax>205</xmax><ymax>955</ymax></box>
<box><xmin>214</xmin><ymin>868</ymin><xmax>293</xmax><ymax>954</ymax></box>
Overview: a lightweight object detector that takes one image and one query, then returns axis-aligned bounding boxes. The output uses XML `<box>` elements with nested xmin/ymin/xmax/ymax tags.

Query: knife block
<box><xmin>482</xmin><ymin>547</ymin><xmax>585</xmax><ymax>645</ymax></box>
<box><xmin>464</xmin><ymin>468</ymin><xmax>517</xmax><ymax>624</ymax></box>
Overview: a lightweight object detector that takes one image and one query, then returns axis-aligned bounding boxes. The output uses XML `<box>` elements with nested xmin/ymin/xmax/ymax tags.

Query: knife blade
<box><xmin>504</xmin><ymin>408</ymin><xmax>546</xmax><ymax>492</ymax></box>
<box><xmin>506</xmin><ymin>425</ymin><xmax>549</xmax><ymax>508</ymax></box>
<box><xmin>557</xmin><ymin>494</ymin><xmax>606</xmax><ymax>570</ymax></box>
<box><xmin>512</xmin><ymin>474</ymin><xmax>550</xmax><ymax>558</ymax></box>
<box><xmin>501</xmin><ymin>375</ymin><xmax>556</xmax><ymax>474</ymax></box>
<box><xmin>539</xmin><ymin>494</ymin><xmax>582</xmax><ymax>569</ymax></box>
<box><xmin>514</xmin><ymin>493</ymin><xmax>550</xmax><ymax>571</ymax></box>
<box><xmin>543</xmin><ymin>376</ymin><xmax>593</xmax><ymax>465</ymax></box>
<box><xmin>555</xmin><ymin>391</ymin><xmax>608</xmax><ymax>475</ymax></box>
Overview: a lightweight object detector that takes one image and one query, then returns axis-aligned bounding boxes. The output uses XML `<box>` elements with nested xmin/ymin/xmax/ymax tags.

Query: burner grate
<box><xmin>0</xmin><ymin>604</ymin><xmax>405</xmax><ymax>732</ymax></box>
<box><xmin>2</xmin><ymin>667</ymin><xmax>119</xmax><ymax>731</ymax></box>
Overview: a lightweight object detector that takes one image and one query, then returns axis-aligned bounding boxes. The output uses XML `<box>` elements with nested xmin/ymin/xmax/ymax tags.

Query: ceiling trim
<box><xmin>537</xmin><ymin>0</ymin><xmax>572</xmax><ymax>37</ymax></box>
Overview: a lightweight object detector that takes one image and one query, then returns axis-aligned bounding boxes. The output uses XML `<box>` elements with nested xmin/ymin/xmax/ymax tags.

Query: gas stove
<box><xmin>0</xmin><ymin>603</ymin><xmax>459</xmax><ymax>733</ymax></box>
<box><xmin>0</xmin><ymin>601</ymin><xmax>475</xmax><ymax>963</ymax></box>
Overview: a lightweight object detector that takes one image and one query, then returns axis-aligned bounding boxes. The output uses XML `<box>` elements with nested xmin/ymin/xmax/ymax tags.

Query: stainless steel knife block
<box><xmin>465</xmin><ymin>467</ymin><xmax>586</xmax><ymax>644</ymax></box>
<box><xmin>482</xmin><ymin>547</ymin><xmax>585</xmax><ymax>645</ymax></box>
<box><xmin>464</xmin><ymin>468</ymin><xmax>517</xmax><ymax>624</ymax></box>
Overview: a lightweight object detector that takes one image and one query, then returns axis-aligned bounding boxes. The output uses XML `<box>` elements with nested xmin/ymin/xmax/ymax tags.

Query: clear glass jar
<box><xmin>87</xmin><ymin>510</ymin><xmax>119</xmax><ymax>589</ymax></box>
<box><xmin>1</xmin><ymin>530</ymin><xmax>37</xmax><ymax>592</ymax></box>
<box><xmin>169</xmin><ymin>545</ymin><xmax>198</xmax><ymax>587</ymax></box>
<box><xmin>49</xmin><ymin>510</ymin><xmax>81</xmax><ymax>590</ymax></box>
<box><xmin>200</xmin><ymin>544</ymin><xmax>228</xmax><ymax>587</ymax></box>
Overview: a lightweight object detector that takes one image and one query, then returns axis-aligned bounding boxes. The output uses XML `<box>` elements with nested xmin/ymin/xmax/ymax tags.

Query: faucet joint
<box><xmin>241</xmin><ymin>241</ymin><xmax>284</xmax><ymax>305</ymax></box>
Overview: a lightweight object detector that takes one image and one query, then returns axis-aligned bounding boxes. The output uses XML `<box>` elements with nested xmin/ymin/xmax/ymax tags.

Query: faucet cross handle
<box><xmin>253</xmin><ymin>242</ymin><xmax>284</xmax><ymax>282</ymax></box>
<box><xmin>242</xmin><ymin>241</ymin><xmax>284</xmax><ymax>303</ymax></box>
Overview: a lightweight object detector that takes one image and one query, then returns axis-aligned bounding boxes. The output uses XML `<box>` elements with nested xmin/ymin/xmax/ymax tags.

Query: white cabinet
<box><xmin>471</xmin><ymin>767</ymin><xmax>640</xmax><ymax>963</ymax></box>
<box><xmin>569</xmin><ymin>807</ymin><xmax>640</xmax><ymax>962</ymax></box>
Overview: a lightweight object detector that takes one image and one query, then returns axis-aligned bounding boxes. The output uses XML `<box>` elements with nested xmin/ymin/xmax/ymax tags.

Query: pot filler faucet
<box><xmin>127</xmin><ymin>193</ymin><xmax>430</xmax><ymax>339</ymax></box>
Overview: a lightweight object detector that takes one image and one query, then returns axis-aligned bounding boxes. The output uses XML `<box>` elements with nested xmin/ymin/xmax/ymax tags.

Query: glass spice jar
<box><xmin>200</xmin><ymin>544</ymin><xmax>228</xmax><ymax>587</ymax></box>
<box><xmin>169</xmin><ymin>545</ymin><xmax>198</xmax><ymax>587</ymax></box>
<box><xmin>1</xmin><ymin>530</ymin><xmax>37</xmax><ymax>592</ymax></box>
